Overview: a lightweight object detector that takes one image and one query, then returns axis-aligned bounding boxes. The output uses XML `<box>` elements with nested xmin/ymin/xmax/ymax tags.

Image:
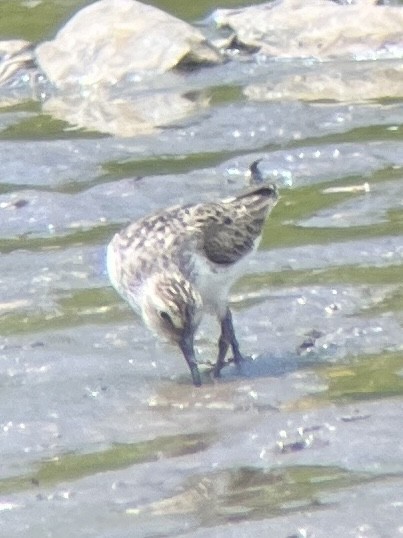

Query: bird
<box><xmin>107</xmin><ymin>183</ymin><xmax>278</xmax><ymax>386</ymax></box>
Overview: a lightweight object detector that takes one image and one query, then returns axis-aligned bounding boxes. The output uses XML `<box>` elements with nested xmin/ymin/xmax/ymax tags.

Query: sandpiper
<box><xmin>107</xmin><ymin>184</ymin><xmax>278</xmax><ymax>386</ymax></box>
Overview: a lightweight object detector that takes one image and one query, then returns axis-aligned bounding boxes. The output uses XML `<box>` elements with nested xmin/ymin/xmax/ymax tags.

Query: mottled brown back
<box><xmin>199</xmin><ymin>186</ymin><xmax>277</xmax><ymax>265</ymax></box>
<box><xmin>108</xmin><ymin>185</ymin><xmax>278</xmax><ymax>298</ymax></box>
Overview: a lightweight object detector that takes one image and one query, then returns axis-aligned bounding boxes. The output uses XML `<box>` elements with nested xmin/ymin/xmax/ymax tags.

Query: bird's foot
<box><xmin>212</xmin><ymin>353</ymin><xmax>249</xmax><ymax>378</ymax></box>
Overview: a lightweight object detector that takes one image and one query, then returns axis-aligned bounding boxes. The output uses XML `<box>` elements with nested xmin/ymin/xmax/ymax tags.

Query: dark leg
<box><xmin>187</xmin><ymin>359</ymin><xmax>202</xmax><ymax>387</ymax></box>
<box><xmin>179</xmin><ymin>333</ymin><xmax>201</xmax><ymax>387</ymax></box>
<box><xmin>214</xmin><ymin>333</ymin><xmax>229</xmax><ymax>378</ymax></box>
<box><xmin>213</xmin><ymin>308</ymin><xmax>243</xmax><ymax>378</ymax></box>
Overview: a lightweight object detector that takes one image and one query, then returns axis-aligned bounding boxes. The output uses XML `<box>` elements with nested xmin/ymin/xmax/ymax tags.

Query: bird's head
<box><xmin>141</xmin><ymin>273</ymin><xmax>203</xmax><ymax>386</ymax></box>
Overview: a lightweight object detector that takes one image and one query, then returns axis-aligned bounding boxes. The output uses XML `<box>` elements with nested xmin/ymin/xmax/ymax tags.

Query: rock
<box><xmin>0</xmin><ymin>40</ymin><xmax>32</xmax><ymax>60</ymax></box>
<box><xmin>0</xmin><ymin>40</ymin><xmax>35</xmax><ymax>86</ymax></box>
<box><xmin>211</xmin><ymin>0</ymin><xmax>403</xmax><ymax>60</ymax></box>
<box><xmin>35</xmin><ymin>0</ymin><xmax>222</xmax><ymax>89</ymax></box>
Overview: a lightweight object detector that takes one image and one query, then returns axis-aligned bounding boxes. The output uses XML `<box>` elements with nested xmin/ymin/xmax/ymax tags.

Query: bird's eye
<box><xmin>159</xmin><ymin>311</ymin><xmax>172</xmax><ymax>324</ymax></box>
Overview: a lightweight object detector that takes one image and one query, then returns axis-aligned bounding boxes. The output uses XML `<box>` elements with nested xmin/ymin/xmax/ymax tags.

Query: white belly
<box><xmin>190</xmin><ymin>252</ymin><xmax>250</xmax><ymax>318</ymax></box>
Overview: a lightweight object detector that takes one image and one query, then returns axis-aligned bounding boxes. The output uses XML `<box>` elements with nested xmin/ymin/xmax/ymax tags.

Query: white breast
<box><xmin>189</xmin><ymin>251</ymin><xmax>252</xmax><ymax>318</ymax></box>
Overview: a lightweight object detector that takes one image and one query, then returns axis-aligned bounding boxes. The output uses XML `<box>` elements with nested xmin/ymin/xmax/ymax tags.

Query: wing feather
<box><xmin>200</xmin><ymin>186</ymin><xmax>277</xmax><ymax>266</ymax></box>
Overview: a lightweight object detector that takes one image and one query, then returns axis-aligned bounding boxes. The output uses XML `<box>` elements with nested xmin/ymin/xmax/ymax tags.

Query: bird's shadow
<box><xmin>199</xmin><ymin>351</ymin><xmax>303</xmax><ymax>384</ymax></box>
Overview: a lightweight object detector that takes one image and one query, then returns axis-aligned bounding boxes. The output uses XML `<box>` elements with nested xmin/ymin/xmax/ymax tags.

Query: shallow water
<box><xmin>0</xmin><ymin>1</ymin><xmax>403</xmax><ymax>537</ymax></box>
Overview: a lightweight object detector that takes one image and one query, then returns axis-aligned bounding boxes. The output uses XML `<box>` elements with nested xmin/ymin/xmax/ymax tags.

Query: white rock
<box><xmin>212</xmin><ymin>0</ymin><xmax>403</xmax><ymax>60</ymax></box>
<box><xmin>36</xmin><ymin>0</ymin><xmax>221</xmax><ymax>89</ymax></box>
